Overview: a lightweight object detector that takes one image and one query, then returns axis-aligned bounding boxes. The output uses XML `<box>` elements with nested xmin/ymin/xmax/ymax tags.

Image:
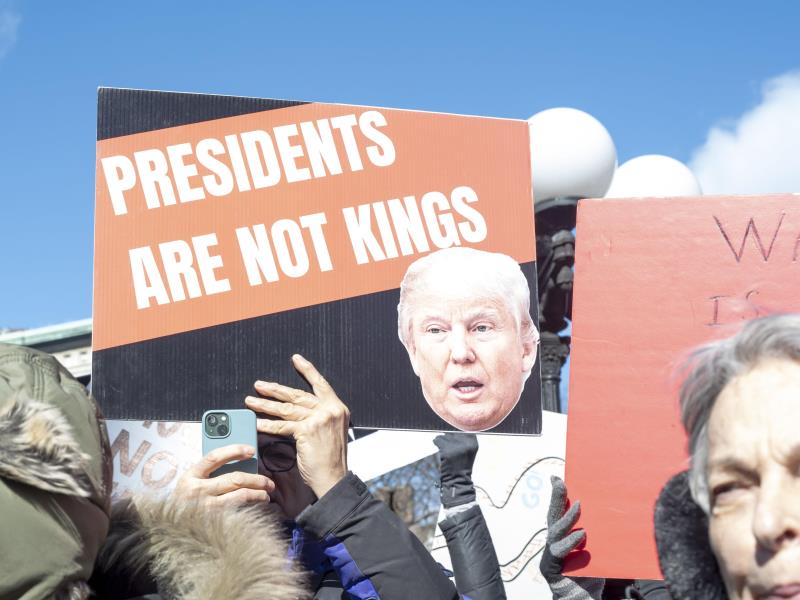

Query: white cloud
<box><xmin>690</xmin><ymin>71</ymin><xmax>800</xmax><ymax>195</ymax></box>
<box><xmin>0</xmin><ymin>7</ymin><xmax>21</xmax><ymax>60</ymax></box>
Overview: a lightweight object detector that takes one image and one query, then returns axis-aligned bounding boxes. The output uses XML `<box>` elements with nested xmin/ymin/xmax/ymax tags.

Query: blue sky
<box><xmin>1</xmin><ymin>1</ymin><xmax>799</xmax><ymax>328</ymax></box>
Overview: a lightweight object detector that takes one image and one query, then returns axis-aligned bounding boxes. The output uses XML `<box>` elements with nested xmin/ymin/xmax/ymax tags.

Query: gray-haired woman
<box><xmin>674</xmin><ymin>313</ymin><xmax>800</xmax><ymax>599</ymax></box>
<box><xmin>542</xmin><ymin>314</ymin><xmax>800</xmax><ymax>599</ymax></box>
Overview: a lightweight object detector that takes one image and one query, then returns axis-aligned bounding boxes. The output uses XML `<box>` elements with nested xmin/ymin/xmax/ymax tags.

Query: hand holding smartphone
<box><xmin>201</xmin><ymin>409</ymin><xmax>258</xmax><ymax>477</ymax></box>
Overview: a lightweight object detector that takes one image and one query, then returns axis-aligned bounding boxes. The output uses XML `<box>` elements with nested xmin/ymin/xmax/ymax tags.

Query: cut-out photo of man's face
<box><xmin>398</xmin><ymin>247</ymin><xmax>539</xmax><ymax>432</ymax></box>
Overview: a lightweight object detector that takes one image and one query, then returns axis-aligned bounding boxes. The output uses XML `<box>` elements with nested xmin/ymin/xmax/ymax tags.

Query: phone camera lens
<box><xmin>207</xmin><ymin>414</ymin><xmax>218</xmax><ymax>426</ymax></box>
<box><xmin>217</xmin><ymin>424</ymin><xmax>229</xmax><ymax>436</ymax></box>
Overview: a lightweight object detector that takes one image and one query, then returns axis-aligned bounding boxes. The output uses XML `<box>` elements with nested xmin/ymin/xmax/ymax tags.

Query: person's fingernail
<box><xmin>242</xmin><ymin>445</ymin><xmax>255</xmax><ymax>455</ymax></box>
<box><xmin>293</xmin><ymin>354</ymin><xmax>307</xmax><ymax>364</ymax></box>
<box><xmin>254</xmin><ymin>380</ymin><xmax>270</xmax><ymax>388</ymax></box>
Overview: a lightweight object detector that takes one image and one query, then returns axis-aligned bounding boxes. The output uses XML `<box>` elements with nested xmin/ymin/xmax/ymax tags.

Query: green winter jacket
<box><xmin>0</xmin><ymin>344</ymin><xmax>305</xmax><ymax>600</ymax></box>
<box><xmin>0</xmin><ymin>342</ymin><xmax>112</xmax><ymax>599</ymax></box>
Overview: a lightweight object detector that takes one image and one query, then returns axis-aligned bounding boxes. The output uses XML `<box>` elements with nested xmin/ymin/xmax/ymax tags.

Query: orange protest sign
<box><xmin>92</xmin><ymin>88</ymin><xmax>542</xmax><ymax>434</ymax></box>
<box><xmin>565</xmin><ymin>194</ymin><xmax>800</xmax><ymax>578</ymax></box>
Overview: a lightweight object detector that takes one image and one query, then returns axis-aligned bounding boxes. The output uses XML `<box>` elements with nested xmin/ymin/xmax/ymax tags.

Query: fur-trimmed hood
<box><xmin>654</xmin><ymin>471</ymin><xmax>727</xmax><ymax>600</ymax></box>
<box><xmin>0</xmin><ymin>343</ymin><xmax>112</xmax><ymax>600</ymax></box>
<box><xmin>0</xmin><ymin>343</ymin><xmax>111</xmax><ymax>505</ymax></box>
<box><xmin>0</xmin><ymin>343</ymin><xmax>307</xmax><ymax>599</ymax></box>
<box><xmin>91</xmin><ymin>494</ymin><xmax>309</xmax><ymax>600</ymax></box>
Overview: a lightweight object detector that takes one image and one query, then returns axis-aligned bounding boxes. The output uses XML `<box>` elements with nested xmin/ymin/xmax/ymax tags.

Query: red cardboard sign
<box><xmin>565</xmin><ymin>194</ymin><xmax>800</xmax><ymax>579</ymax></box>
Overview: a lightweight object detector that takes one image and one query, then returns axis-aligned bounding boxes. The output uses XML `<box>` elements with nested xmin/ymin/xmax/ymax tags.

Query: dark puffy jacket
<box><xmin>292</xmin><ymin>471</ymin><xmax>465</xmax><ymax>599</ymax></box>
<box><xmin>439</xmin><ymin>504</ymin><xmax>505</xmax><ymax>600</ymax></box>
<box><xmin>652</xmin><ymin>471</ymin><xmax>726</xmax><ymax>600</ymax></box>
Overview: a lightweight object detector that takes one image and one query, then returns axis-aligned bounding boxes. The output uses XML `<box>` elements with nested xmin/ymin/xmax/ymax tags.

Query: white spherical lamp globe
<box><xmin>528</xmin><ymin>107</ymin><xmax>617</xmax><ymax>203</ymax></box>
<box><xmin>605</xmin><ymin>155</ymin><xmax>702</xmax><ymax>198</ymax></box>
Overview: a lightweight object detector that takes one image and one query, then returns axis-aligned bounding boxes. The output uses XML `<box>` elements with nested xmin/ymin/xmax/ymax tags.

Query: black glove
<box><xmin>434</xmin><ymin>432</ymin><xmax>478</xmax><ymax>508</ymax></box>
<box><xmin>539</xmin><ymin>476</ymin><xmax>604</xmax><ymax>599</ymax></box>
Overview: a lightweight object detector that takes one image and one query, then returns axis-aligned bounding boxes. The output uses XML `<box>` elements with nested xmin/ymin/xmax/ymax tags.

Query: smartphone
<box><xmin>201</xmin><ymin>409</ymin><xmax>258</xmax><ymax>477</ymax></box>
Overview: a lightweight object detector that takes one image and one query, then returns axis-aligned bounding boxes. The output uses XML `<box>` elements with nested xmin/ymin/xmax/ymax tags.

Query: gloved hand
<box><xmin>539</xmin><ymin>475</ymin><xmax>605</xmax><ymax>600</ymax></box>
<box><xmin>434</xmin><ymin>432</ymin><xmax>478</xmax><ymax>508</ymax></box>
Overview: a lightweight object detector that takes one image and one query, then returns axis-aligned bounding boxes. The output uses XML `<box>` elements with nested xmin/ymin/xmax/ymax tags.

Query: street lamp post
<box><xmin>530</xmin><ymin>148</ymin><xmax>704</xmax><ymax>412</ymax></box>
<box><xmin>528</xmin><ymin>107</ymin><xmax>618</xmax><ymax>413</ymax></box>
<box><xmin>535</xmin><ymin>197</ymin><xmax>577</xmax><ymax>413</ymax></box>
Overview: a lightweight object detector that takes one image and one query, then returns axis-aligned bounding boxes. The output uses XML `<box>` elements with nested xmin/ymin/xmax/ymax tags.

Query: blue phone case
<box><xmin>201</xmin><ymin>409</ymin><xmax>258</xmax><ymax>477</ymax></box>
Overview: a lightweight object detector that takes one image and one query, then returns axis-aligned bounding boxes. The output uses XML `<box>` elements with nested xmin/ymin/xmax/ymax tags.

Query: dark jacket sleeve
<box><xmin>439</xmin><ymin>505</ymin><xmax>506</xmax><ymax>600</ymax></box>
<box><xmin>296</xmin><ymin>472</ymin><xmax>461</xmax><ymax>600</ymax></box>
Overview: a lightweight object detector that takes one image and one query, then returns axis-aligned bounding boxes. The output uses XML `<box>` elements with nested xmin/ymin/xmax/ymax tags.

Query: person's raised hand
<box><xmin>174</xmin><ymin>444</ymin><xmax>274</xmax><ymax>508</ymax></box>
<box><xmin>434</xmin><ymin>432</ymin><xmax>479</xmax><ymax>473</ymax></box>
<box><xmin>433</xmin><ymin>432</ymin><xmax>479</xmax><ymax>508</ymax></box>
<box><xmin>245</xmin><ymin>354</ymin><xmax>350</xmax><ymax>499</ymax></box>
<box><xmin>539</xmin><ymin>475</ymin><xmax>604</xmax><ymax>599</ymax></box>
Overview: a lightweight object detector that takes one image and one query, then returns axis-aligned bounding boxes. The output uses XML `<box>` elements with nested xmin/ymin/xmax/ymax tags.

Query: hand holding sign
<box><xmin>246</xmin><ymin>354</ymin><xmax>350</xmax><ymax>499</ymax></box>
<box><xmin>540</xmin><ymin>476</ymin><xmax>605</xmax><ymax>599</ymax></box>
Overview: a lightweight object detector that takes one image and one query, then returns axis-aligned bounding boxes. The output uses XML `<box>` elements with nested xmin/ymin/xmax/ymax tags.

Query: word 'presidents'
<box><xmin>101</xmin><ymin>110</ymin><xmax>395</xmax><ymax>216</ymax></box>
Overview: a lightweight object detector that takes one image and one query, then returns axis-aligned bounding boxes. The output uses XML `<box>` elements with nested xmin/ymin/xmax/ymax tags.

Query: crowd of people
<box><xmin>1</xmin><ymin>314</ymin><xmax>799</xmax><ymax>598</ymax></box>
